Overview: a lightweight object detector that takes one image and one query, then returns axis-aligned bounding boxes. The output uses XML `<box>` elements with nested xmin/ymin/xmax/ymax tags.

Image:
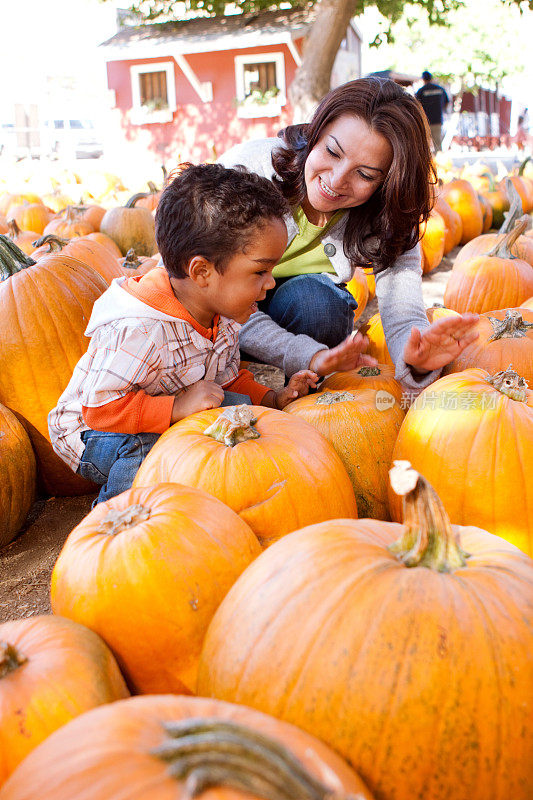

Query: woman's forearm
<box><xmin>239</xmin><ymin>310</ymin><xmax>325</xmax><ymax>377</ymax></box>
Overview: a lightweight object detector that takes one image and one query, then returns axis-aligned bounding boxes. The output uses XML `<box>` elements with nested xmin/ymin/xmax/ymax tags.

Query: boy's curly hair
<box><xmin>155</xmin><ymin>163</ymin><xmax>290</xmax><ymax>279</ymax></box>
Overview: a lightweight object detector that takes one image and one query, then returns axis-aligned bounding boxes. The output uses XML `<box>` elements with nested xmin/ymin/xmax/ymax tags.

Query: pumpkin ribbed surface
<box><xmin>0</xmin><ymin>694</ymin><xmax>373</xmax><ymax>799</ymax></box>
<box><xmin>0</xmin><ymin>403</ymin><xmax>36</xmax><ymax>547</ymax></box>
<box><xmin>0</xmin><ymin>251</ymin><xmax>107</xmax><ymax>495</ymax></box>
<box><xmin>198</xmin><ymin>514</ymin><xmax>533</xmax><ymax>800</ymax></box>
<box><xmin>133</xmin><ymin>406</ymin><xmax>357</xmax><ymax>547</ymax></box>
<box><xmin>0</xmin><ymin>615</ymin><xmax>129</xmax><ymax>785</ymax></box>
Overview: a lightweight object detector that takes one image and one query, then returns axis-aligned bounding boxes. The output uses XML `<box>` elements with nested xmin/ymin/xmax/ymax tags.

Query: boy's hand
<box><xmin>403</xmin><ymin>313</ymin><xmax>479</xmax><ymax>373</ymax></box>
<box><xmin>309</xmin><ymin>332</ymin><xmax>378</xmax><ymax>376</ymax></box>
<box><xmin>274</xmin><ymin>370</ymin><xmax>318</xmax><ymax>410</ymax></box>
<box><xmin>171</xmin><ymin>380</ymin><xmax>224</xmax><ymax>423</ymax></box>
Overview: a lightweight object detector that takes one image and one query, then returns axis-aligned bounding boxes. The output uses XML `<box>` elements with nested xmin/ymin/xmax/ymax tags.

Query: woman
<box><xmin>219</xmin><ymin>77</ymin><xmax>478</xmax><ymax>392</ymax></box>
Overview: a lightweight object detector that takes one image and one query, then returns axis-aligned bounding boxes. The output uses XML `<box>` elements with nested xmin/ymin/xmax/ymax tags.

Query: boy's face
<box><xmin>207</xmin><ymin>218</ymin><xmax>288</xmax><ymax>324</ymax></box>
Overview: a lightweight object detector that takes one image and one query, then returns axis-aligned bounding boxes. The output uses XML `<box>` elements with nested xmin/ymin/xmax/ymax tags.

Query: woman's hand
<box><xmin>309</xmin><ymin>332</ymin><xmax>378</xmax><ymax>377</ymax></box>
<box><xmin>403</xmin><ymin>313</ymin><xmax>479</xmax><ymax>373</ymax></box>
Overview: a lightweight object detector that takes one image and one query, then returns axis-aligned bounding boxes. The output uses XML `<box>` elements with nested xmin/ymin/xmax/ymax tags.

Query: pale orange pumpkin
<box><xmin>0</xmin><ymin>236</ymin><xmax>106</xmax><ymax>496</ymax></box>
<box><xmin>0</xmin><ymin>192</ymin><xmax>43</xmax><ymax>217</ymax></box>
<box><xmin>133</xmin><ymin>405</ymin><xmax>357</xmax><ymax>547</ymax></box>
<box><xmin>442</xmin><ymin>308</ymin><xmax>533</xmax><ymax>383</ymax></box>
<box><xmin>420</xmin><ymin>209</ymin><xmax>446</xmax><ymax>273</ymax></box>
<box><xmin>43</xmin><ymin>206</ymin><xmax>95</xmax><ymax>239</ymax></box>
<box><xmin>434</xmin><ymin>196</ymin><xmax>462</xmax><ymax>253</ymax></box>
<box><xmin>0</xmin><ymin>614</ymin><xmax>129</xmax><ymax>785</ymax></box>
<box><xmin>6</xmin><ymin>220</ymin><xmax>39</xmax><ymax>255</ymax></box>
<box><xmin>100</xmin><ymin>196</ymin><xmax>157</xmax><ymax>257</ymax></box>
<box><xmin>520</xmin><ymin>296</ymin><xmax>533</xmax><ymax>311</ymax></box>
<box><xmin>285</xmin><ymin>365</ymin><xmax>404</xmax><ymax>519</ymax></box>
<box><xmin>361</xmin><ymin>307</ymin><xmax>459</xmax><ymax>366</ymax></box>
<box><xmin>388</xmin><ymin>366</ymin><xmax>533</xmax><ymax>555</ymax></box>
<box><xmin>0</xmin><ymin>694</ymin><xmax>372</xmax><ymax>800</ymax></box>
<box><xmin>0</xmin><ymin>402</ymin><xmax>36</xmax><ymax>548</ymax></box>
<box><xmin>198</xmin><ymin>463</ymin><xmax>533</xmax><ymax>800</ymax></box>
<box><xmin>51</xmin><ymin>483</ymin><xmax>262</xmax><ymax>694</ymax></box>
<box><xmin>440</xmin><ymin>178</ymin><xmax>484</xmax><ymax>243</ymax></box>
<box><xmin>118</xmin><ymin>247</ymin><xmax>159</xmax><ymax>276</ymax></box>
<box><xmin>84</xmin><ymin>231</ymin><xmax>123</xmax><ymax>258</ymax></box>
<box><xmin>8</xmin><ymin>203</ymin><xmax>52</xmax><ymax>236</ymax></box>
<box><xmin>444</xmin><ymin>217</ymin><xmax>533</xmax><ymax>314</ymax></box>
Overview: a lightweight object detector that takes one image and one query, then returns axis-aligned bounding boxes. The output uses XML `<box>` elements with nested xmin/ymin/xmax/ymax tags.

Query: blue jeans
<box><xmin>78</xmin><ymin>391</ymin><xmax>251</xmax><ymax>505</ymax></box>
<box><xmin>260</xmin><ymin>274</ymin><xmax>357</xmax><ymax>349</ymax></box>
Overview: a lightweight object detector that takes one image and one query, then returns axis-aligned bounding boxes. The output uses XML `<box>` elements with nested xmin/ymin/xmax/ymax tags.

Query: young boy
<box><xmin>48</xmin><ymin>163</ymin><xmax>317</xmax><ymax>505</ymax></box>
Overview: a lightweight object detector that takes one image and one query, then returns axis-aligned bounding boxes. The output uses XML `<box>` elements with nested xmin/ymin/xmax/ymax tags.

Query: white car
<box><xmin>43</xmin><ymin>118</ymin><xmax>104</xmax><ymax>159</ymax></box>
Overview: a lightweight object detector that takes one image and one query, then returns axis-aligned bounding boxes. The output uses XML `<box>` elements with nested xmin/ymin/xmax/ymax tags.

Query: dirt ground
<box><xmin>0</xmin><ymin>252</ymin><xmax>456</xmax><ymax>623</ymax></box>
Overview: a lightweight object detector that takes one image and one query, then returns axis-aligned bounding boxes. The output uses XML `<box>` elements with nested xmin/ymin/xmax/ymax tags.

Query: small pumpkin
<box><xmin>198</xmin><ymin>462</ymin><xmax>533</xmax><ymax>800</ymax></box>
<box><xmin>0</xmin><ymin>402</ymin><xmax>36</xmax><ymax>548</ymax></box>
<box><xmin>346</xmin><ymin>267</ymin><xmax>369</xmax><ymax>322</ymax></box>
<box><xmin>8</xmin><ymin>203</ymin><xmax>52</xmax><ymax>236</ymax></box>
<box><xmin>42</xmin><ymin>205</ymin><xmax>95</xmax><ymax>239</ymax></box>
<box><xmin>442</xmin><ymin>308</ymin><xmax>533</xmax><ymax>383</ymax></box>
<box><xmin>100</xmin><ymin>195</ymin><xmax>157</xmax><ymax>257</ymax></box>
<box><xmin>444</xmin><ymin>217</ymin><xmax>533</xmax><ymax>314</ymax></box>
<box><xmin>6</xmin><ymin>220</ymin><xmax>39</xmax><ymax>255</ymax></box>
<box><xmin>133</xmin><ymin>405</ymin><xmax>358</xmax><ymax>548</ymax></box>
<box><xmin>420</xmin><ymin>209</ymin><xmax>445</xmax><ymax>273</ymax></box>
<box><xmin>479</xmin><ymin>172</ymin><xmax>509</xmax><ymax>228</ymax></box>
<box><xmin>118</xmin><ymin>247</ymin><xmax>159</xmax><ymax>276</ymax></box>
<box><xmin>434</xmin><ymin>196</ymin><xmax>462</xmax><ymax>252</ymax></box>
<box><xmin>0</xmin><ymin>192</ymin><xmax>43</xmax><ymax>217</ymax></box>
<box><xmin>0</xmin><ymin>614</ymin><xmax>129</xmax><ymax>785</ymax></box>
<box><xmin>0</xmin><ymin>694</ymin><xmax>372</xmax><ymax>800</ymax></box>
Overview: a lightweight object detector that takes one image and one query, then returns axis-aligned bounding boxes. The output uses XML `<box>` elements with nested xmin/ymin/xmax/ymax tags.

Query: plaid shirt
<box><xmin>48</xmin><ymin>313</ymin><xmax>241</xmax><ymax>471</ymax></box>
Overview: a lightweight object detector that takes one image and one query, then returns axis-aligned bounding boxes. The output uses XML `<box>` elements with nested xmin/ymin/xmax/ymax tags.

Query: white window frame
<box><xmin>234</xmin><ymin>52</ymin><xmax>286</xmax><ymax>119</ymax></box>
<box><xmin>130</xmin><ymin>62</ymin><xmax>177</xmax><ymax>125</ymax></box>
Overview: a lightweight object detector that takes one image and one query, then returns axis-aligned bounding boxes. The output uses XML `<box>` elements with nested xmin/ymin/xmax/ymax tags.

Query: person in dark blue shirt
<box><xmin>416</xmin><ymin>71</ymin><xmax>450</xmax><ymax>152</ymax></box>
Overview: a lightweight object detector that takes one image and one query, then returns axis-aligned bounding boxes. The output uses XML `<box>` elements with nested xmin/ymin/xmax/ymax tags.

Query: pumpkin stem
<box><xmin>7</xmin><ymin>219</ymin><xmax>23</xmax><ymax>239</ymax></box>
<box><xmin>125</xmin><ymin>192</ymin><xmax>149</xmax><ymax>208</ymax></box>
<box><xmin>487</xmin><ymin>310</ymin><xmax>533</xmax><ymax>341</ymax></box>
<box><xmin>121</xmin><ymin>248</ymin><xmax>143</xmax><ymax>269</ymax></box>
<box><xmin>486</xmin><ymin>216</ymin><xmax>529</xmax><ymax>259</ymax></box>
<box><xmin>0</xmin><ymin>234</ymin><xmax>36</xmax><ymax>281</ymax></box>
<box><xmin>499</xmin><ymin>179</ymin><xmax>524</xmax><ymax>234</ymax></box>
<box><xmin>485</xmin><ymin>365</ymin><xmax>529</xmax><ymax>402</ymax></box>
<box><xmin>204</xmin><ymin>405</ymin><xmax>260</xmax><ymax>446</ymax></box>
<box><xmin>31</xmin><ymin>234</ymin><xmax>69</xmax><ymax>252</ymax></box>
<box><xmin>356</xmin><ymin>366</ymin><xmax>381</xmax><ymax>377</ymax></box>
<box><xmin>518</xmin><ymin>155</ymin><xmax>531</xmax><ymax>177</ymax></box>
<box><xmin>151</xmin><ymin>718</ymin><xmax>360</xmax><ymax>800</ymax></box>
<box><xmin>315</xmin><ymin>390</ymin><xmax>356</xmax><ymax>405</ymax></box>
<box><xmin>97</xmin><ymin>504</ymin><xmax>151</xmax><ymax>535</ymax></box>
<box><xmin>0</xmin><ymin>641</ymin><xmax>28</xmax><ymax>678</ymax></box>
<box><xmin>147</xmin><ymin>181</ymin><xmax>159</xmax><ymax>193</ymax></box>
<box><xmin>387</xmin><ymin>461</ymin><xmax>470</xmax><ymax>572</ymax></box>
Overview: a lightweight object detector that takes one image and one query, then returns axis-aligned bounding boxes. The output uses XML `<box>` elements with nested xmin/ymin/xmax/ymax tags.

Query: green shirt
<box><xmin>273</xmin><ymin>206</ymin><xmax>346</xmax><ymax>278</ymax></box>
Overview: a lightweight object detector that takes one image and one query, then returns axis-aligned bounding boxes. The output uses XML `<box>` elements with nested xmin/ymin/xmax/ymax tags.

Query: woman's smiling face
<box><xmin>303</xmin><ymin>113</ymin><xmax>393</xmax><ymax>223</ymax></box>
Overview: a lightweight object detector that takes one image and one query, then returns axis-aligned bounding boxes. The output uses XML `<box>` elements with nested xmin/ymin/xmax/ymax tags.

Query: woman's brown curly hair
<box><xmin>271</xmin><ymin>77</ymin><xmax>437</xmax><ymax>273</ymax></box>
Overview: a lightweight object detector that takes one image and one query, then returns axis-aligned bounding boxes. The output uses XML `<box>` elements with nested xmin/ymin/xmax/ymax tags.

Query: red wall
<box><xmin>106</xmin><ymin>42</ymin><xmax>301</xmax><ymax>164</ymax></box>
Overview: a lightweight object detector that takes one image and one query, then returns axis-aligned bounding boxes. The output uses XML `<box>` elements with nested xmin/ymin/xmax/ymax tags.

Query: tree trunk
<box><xmin>288</xmin><ymin>0</ymin><xmax>360</xmax><ymax>123</ymax></box>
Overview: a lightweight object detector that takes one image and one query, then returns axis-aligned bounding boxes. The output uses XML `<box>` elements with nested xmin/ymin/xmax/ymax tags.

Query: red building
<box><xmin>99</xmin><ymin>8</ymin><xmax>362</xmax><ymax>164</ymax></box>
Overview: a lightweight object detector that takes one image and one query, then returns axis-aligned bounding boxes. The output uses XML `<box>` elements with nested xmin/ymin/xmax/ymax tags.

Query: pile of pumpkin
<box><xmin>0</xmin><ymin>163</ymin><xmax>532</xmax><ymax>799</ymax></box>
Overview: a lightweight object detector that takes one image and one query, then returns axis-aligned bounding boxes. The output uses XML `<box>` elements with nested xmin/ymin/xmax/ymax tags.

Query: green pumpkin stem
<box><xmin>388</xmin><ymin>461</ymin><xmax>470</xmax><ymax>572</ymax></box>
<box><xmin>518</xmin><ymin>155</ymin><xmax>531</xmax><ymax>177</ymax></box>
<box><xmin>0</xmin><ymin>235</ymin><xmax>36</xmax><ymax>281</ymax></box>
<box><xmin>0</xmin><ymin>641</ymin><xmax>28</xmax><ymax>678</ymax></box>
<box><xmin>31</xmin><ymin>234</ymin><xmax>69</xmax><ymax>252</ymax></box>
<box><xmin>204</xmin><ymin>405</ymin><xmax>260</xmax><ymax>446</ymax></box>
<box><xmin>152</xmin><ymin>718</ymin><xmax>359</xmax><ymax>800</ymax></box>
<box><xmin>486</xmin><ymin>215</ymin><xmax>529</xmax><ymax>259</ymax></box>
<box><xmin>499</xmin><ymin>180</ymin><xmax>525</xmax><ymax>234</ymax></box>
<box><xmin>125</xmin><ymin>192</ymin><xmax>149</xmax><ymax>208</ymax></box>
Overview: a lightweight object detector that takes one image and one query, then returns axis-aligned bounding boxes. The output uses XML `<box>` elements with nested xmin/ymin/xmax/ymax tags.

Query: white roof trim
<box><xmin>101</xmin><ymin>29</ymin><xmax>306</xmax><ymax>61</ymax></box>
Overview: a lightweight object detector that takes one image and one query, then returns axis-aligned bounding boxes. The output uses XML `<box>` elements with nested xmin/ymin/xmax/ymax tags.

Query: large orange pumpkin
<box><xmin>133</xmin><ymin>405</ymin><xmax>357</xmax><ymax>547</ymax></box>
<box><xmin>0</xmin><ymin>614</ymin><xmax>129</xmax><ymax>785</ymax></box>
<box><xmin>444</xmin><ymin>217</ymin><xmax>533</xmax><ymax>314</ymax></box>
<box><xmin>442</xmin><ymin>308</ymin><xmax>533</xmax><ymax>383</ymax></box>
<box><xmin>0</xmin><ymin>403</ymin><xmax>36</xmax><ymax>548</ymax></box>
<box><xmin>51</xmin><ymin>483</ymin><xmax>262</xmax><ymax>695</ymax></box>
<box><xmin>0</xmin><ymin>694</ymin><xmax>372</xmax><ymax>800</ymax></box>
<box><xmin>100</xmin><ymin>196</ymin><xmax>157</xmax><ymax>257</ymax></box>
<box><xmin>286</xmin><ymin>365</ymin><xmax>404</xmax><ymax>519</ymax></box>
<box><xmin>198</xmin><ymin>463</ymin><xmax>533</xmax><ymax>800</ymax></box>
<box><xmin>440</xmin><ymin>178</ymin><xmax>483</xmax><ymax>243</ymax></box>
<box><xmin>84</xmin><ymin>231</ymin><xmax>123</xmax><ymax>258</ymax></box>
<box><xmin>0</xmin><ymin>236</ymin><xmax>106</xmax><ymax>496</ymax></box>
<box><xmin>388</xmin><ymin>366</ymin><xmax>533</xmax><ymax>555</ymax></box>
